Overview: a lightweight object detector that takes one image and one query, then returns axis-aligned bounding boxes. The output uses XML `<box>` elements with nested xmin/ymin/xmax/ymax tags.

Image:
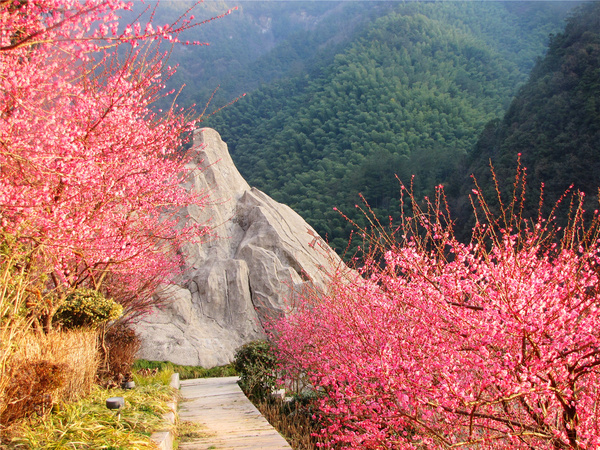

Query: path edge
<box><xmin>151</xmin><ymin>373</ymin><xmax>180</xmax><ymax>450</ymax></box>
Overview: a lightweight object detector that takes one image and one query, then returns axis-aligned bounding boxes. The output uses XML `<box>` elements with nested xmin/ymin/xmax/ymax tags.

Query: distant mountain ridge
<box><xmin>137</xmin><ymin>1</ymin><xmax>393</xmax><ymax>110</ymax></box>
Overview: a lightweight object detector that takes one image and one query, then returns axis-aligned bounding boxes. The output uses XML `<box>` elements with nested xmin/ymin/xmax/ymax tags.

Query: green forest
<box><xmin>459</xmin><ymin>2</ymin><xmax>600</xmax><ymax>237</ymax></box>
<box><xmin>135</xmin><ymin>1</ymin><xmax>392</xmax><ymax>111</ymax></box>
<box><xmin>141</xmin><ymin>0</ymin><xmax>600</xmax><ymax>254</ymax></box>
<box><xmin>200</xmin><ymin>1</ymin><xmax>577</xmax><ymax>252</ymax></box>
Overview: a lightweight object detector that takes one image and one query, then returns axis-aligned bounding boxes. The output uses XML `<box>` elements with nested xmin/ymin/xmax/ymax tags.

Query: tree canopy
<box><xmin>0</xmin><ymin>0</ymin><xmax>218</xmax><ymax>326</ymax></box>
<box><xmin>206</xmin><ymin>2</ymin><xmax>571</xmax><ymax>254</ymax></box>
<box><xmin>458</xmin><ymin>2</ymin><xmax>600</xmax><ymax>236</ymax></box>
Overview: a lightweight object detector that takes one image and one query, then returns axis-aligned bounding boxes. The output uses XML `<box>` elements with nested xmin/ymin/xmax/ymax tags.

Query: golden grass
<box><xmin>1</xmin><ymin>329</ymin><xmax>99</xmax><ymax>428</ymax></box>
<box><xmin>178</xmin><ymin>420</ymin><xmax>214</xmax><ymax>440</ymax></box>
<box><xmin>3</xmin><ymin>368</ymin><xmax>177</xmax><ymax>449</ymax></box>
<box><xmin>0</xmin><ymin>249</ymin><xmax>34</xmax><ymax>423</ymax></box>
<box><xmin>17</xmin><ymin>329</ymin><xmax>99</xmax><ymax>401</ymax></box>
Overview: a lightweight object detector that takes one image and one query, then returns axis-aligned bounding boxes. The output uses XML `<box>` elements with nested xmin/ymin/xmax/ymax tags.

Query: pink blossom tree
<box><xmin>274</xmin><ymin>167</ymin><xmax>600</xmax><ymax>449</ymax></box>
<box><xmin>0</xmin><ymin>0</ymin><xmax>234</xmax><ymax>327</ymax></box>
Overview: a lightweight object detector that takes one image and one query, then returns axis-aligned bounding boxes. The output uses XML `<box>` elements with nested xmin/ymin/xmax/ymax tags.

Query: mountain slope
<box><xmin>137</xmin><ymin>1</ymin><xmax>393</xmax><ymax>110</ymax></box>
<box><xmin>207</xmin><ymin>2</ymin><xmax>572</xmax><ymax>252</ymax></box>
<box><xmin>459</xmin><ymin>2</ymin><xmax>600</xmax><ymax>233</ymax></box>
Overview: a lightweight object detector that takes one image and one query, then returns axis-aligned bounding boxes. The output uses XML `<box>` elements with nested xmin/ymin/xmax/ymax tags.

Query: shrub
<box><xmin>98</xmin><ymin>322</ymin><xmax>140</xmax><ymax>387</ymax></box>
<box><xmin>233</xmin><ymin>340</ymin><xmax>279</xmax><ymax>400</ymax></box>
<box><xmin>1</xmin><ymin>330</ymin><xmax>98</xmax><ymax>426</ymax></box>
<box><xmin>1</xmin><ymin>360</ymin><xmax>68</xmax><ymax>425</ymax></box>
<box><xmin>54</xmin><ymin>288</ymin><xmax>122</xmax><ymax>329</ymax></box>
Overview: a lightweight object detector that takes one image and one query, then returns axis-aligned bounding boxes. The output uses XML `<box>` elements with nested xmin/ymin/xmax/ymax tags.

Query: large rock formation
<box><xmin>135</xmin><ymin>128</ymin><xmax>343</xmax><ymax>367</ymax></box>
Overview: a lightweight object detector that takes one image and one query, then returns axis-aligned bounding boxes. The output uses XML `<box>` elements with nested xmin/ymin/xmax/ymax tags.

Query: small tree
<box><xmin>274</xmin><ymin>165</ymin><xmax>600</xmax><ymax>449</ymax></box>
<box><xmin>0</xmin><ymin>1</ymin><xmax>236</xmax><ymax>327</ymax></box>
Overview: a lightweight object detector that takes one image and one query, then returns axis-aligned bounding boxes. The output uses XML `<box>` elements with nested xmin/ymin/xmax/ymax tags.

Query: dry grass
<box><xmin>19</xmin><ymin>330</ymin><xmax>98</xmax><ymax>401</ymax></box>
<box><xmin>255</xmin><ymin>398</ymin><xmax>324</xmax><ymax>450</ymax></box>
<box><xmin>1</xmin><ymin>329</ymin><xmax>98</xmax><ymax>427</ymax></box>
<box><xmin>3</xmin><ymin>376</ymin><xmax>176</xmax><ymax>449</ymax></box>
<box><xmin>0</xmin><ymin>314</ymin><xmax>29</xmax><ymax>426</ymax></box>
<box><xmin>177</xmin><ymin>420</ymin><xmax>214</xmax><ymax>440</ymax></box>
<box><xmin>0</xmin><ymin>246</ymin><xmax>36</xmax><ymax>424</ymax></box>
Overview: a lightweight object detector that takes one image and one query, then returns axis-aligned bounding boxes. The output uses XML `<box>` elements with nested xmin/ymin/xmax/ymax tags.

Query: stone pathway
<box><xmin>178</xmin><ymin>376</ymin><xmax>292</xmax><ymax>450</ymax></box>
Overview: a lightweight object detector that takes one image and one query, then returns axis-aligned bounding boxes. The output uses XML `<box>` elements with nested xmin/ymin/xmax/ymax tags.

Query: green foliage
<box><xmin>132</xmin><ymin>365</ymin><xmax>174</xmax><ymax>387</ymax></box>
<box><xmin>233</xmin><ymin>340</ymin><xmax>279</xmax><ymax>400</ymax></box>
<box><xmin>54</xmin><ymin>288</ymin><xmax>122</xmax><ymax>329</ymax></box>
<box><xmin>460</xmin><ymin>2</ymin><xmax>600</xmax><ymax>238</ymax></box>
<box><xmin>206</xmin><ymin>2</ymin><xmax>572</xmax><ymax>255</ymax></box>
<box><xmin>133</xmin><ymin>359</ymin><xmax>237</xmax><ymax>380</ymax></box>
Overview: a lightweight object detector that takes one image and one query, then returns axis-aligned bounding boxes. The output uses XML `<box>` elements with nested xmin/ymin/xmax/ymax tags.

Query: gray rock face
<box><xmin>135</xmin><ymin>128</ymin><xmax>342</xmax><ymax>368</ymax></box>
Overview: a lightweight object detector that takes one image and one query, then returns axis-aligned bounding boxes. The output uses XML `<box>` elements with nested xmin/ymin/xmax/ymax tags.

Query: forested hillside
<box><xmin>133</xmin><ymin>1</ymin><xmax>393</xmax><ymax>110</ymax></box>
<box><xmin>457</xmin><ymin>2</ymin><xmax>600</xmax><ymax>235</ymax></box>
<box><xmin>205</xmin><ymin>2</ymin><xmax>572</xmax><ymax>252</ymax></box>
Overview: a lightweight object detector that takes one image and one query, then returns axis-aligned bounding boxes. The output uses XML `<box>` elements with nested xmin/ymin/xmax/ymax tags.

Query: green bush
<box><xmin>233</xmin><ymin>340</ymin><xmax>279</xmax><ymax>400</ymax></box>
<box><xmin>54</xmin><ymin>288</ymin><xmax>122</xmax><ymax>329</ymax></box>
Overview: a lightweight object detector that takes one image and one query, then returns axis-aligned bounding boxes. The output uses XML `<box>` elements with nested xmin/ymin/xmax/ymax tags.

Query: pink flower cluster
<box><xmin>0</xmin><ymin>1</ymin><xmax>230</xmax><ymax>319</ymax></box>
<box><xmin>274</xmin><ymin>185</ymin><xmax>600</xmax><ymax>449</ymax></box>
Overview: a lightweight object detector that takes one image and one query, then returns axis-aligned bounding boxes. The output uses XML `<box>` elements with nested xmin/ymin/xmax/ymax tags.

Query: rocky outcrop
<box><xmin>135</xmin><ymin>128</ymin><xmax>343</xmax><ymax>368</ymax></box>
